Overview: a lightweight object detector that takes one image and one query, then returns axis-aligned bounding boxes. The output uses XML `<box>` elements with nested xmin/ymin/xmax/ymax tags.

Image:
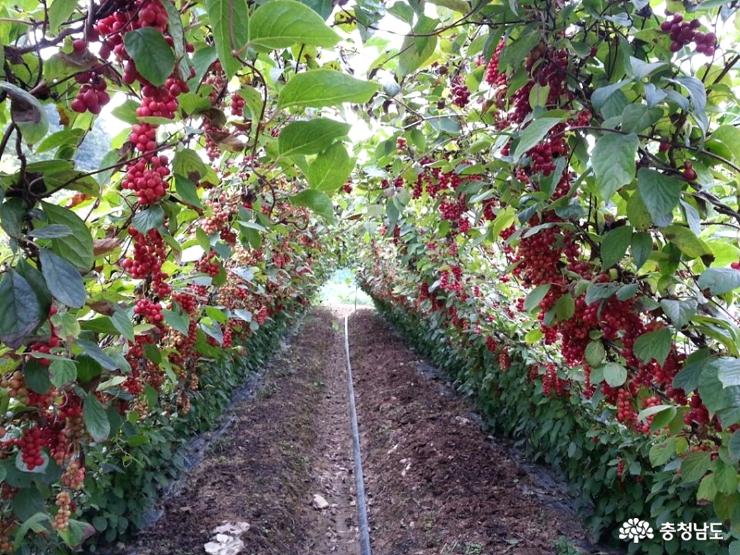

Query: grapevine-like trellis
<box><xmin>0</xmin><ymin>0</ymin><xmax>738</xmax><ymax>553</ymax></box>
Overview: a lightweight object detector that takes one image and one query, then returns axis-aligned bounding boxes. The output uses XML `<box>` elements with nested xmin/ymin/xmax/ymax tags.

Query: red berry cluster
<box><xmin>70</xmin><ymin>71</ymin><xmax>110</xmax><ymax>114</ymax></box>
<box><xmin>498</xmin><ymin>350</ymin><xmax>511</xmax><ymax>371</ymax></box>
<box><xmin>616</xmin><ymin>388</ymin><xmax>637</xmax><ymax>427</ymax></box>
<box><xmin>137</xmin><ymin>80</ymin><xmax>187</xmax><ymax>119</ymax></box>
<box><xmin>255</xmin><ymin>306</ymin><xmax>269</xmax><ymax>325</ymax></box>
<box><xmin>134</xmin><ymin>298</ymin><xmax>164</xmax><ymax>326</ymax></box>
<box><xmin>542</xmin><ymin>363</ymin><xmax>568</xmax><ymax>397</ymax></box>
<box><xmin>122</xmin><ymin>155</ymin><xmax>170</xmax><ymax>204</ymax></box>
<box><xmin>440</xmin><ymin>266</ymin><xmax>464</xmax><ymax>295</ymax></box>
<box><xmin>485</xmin><ymin>41</ymin><xmax>506</xmax><ymax>89</ymax></box>
<box><xmin>122</xmin><ymin>227</ymin><xmax>170</xmax><ymax>297</ymax></box>
<box><xmin>19</xmin><ymin>427</ymin><xmax>47</xmax><ymax>470</ymax></box>
<box><xmin>53</xmin><ymin>491</ymin><xmax>72</xmax><ymax>531</ymax></box>
<box><xmin>97</xmin><ymin>0</ymin><xmax>169</xmax><ymax>63</ymax></box>
<box><xmin>230</xmin><ymin>93</ymin><xmax>246</xmax><ymax>116</ymax></box>
<box><xmin>196</xmin><ymin>251</ymin><xmax>221</xmax><ymax>276</ymax></box>
<box><xmin>129</xmin><ymin>124</ymin><xmax>158</xmax><ymax>153</ymax></box>
<box><xmin>61</xmin><ymin>461</ymin><xmax>85</xmax><ymax>491</ymax></box>
<box><xmin>96</xmin><ymin>0</ymin><xmax>188</xmax><ymax>209</ymax></box>
<box><xmin>172</xmin><ymin>292</ymin><xmax>198</xmax><ymax>314</ymax></box>
<box><xmin>450</xmin><ymin>75</ymin><xmax>470</xmax><ymax>107</ymax></box>
<box><xmin>660</xmin><ymin>14</ymin><xmax>716</xmax><ymax>55</ymax></box>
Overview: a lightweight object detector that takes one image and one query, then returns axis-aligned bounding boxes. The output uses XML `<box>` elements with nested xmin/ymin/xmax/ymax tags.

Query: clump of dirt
<box><xmin>349</xmin><ymin>309</ymin><xmax>602</xmax><ymax>555</ymax></box>
<box><xmin>126</xmin><ymin>308</ymin><xmax>359</xmax><ymax>555</ymax></box>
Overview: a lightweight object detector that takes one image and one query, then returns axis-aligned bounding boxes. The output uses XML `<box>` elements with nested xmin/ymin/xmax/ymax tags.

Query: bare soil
<box><xmin>124</xmin><ymin>306</ymin><xmax>609</xmax><ymax>555</ymax></box>
<box><xmin>349</xmin><ymin>308</ymin><xmax>601</xmax><ymax>555</ymax></box>
<box><xmin>127</xmin><ymin>307</ymin><xmax>359</xmax><ymax>555</ymax></box>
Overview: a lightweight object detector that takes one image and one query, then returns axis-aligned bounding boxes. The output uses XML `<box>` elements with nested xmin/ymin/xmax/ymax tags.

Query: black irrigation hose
<box><xmin>344</xmin><ymin>313</ymin><xmax>373</xmax><ymax>555</ymax></box>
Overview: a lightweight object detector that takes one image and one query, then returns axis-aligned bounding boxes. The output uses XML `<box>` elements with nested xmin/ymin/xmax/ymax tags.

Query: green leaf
<box><xmin>616</xmin><ymin>283</ymin><xmax>638</xmax><ymax>301</ymax></box>
<box><xmin>289</xmin><ymin>190</ymin><xmax>334</xmax><ymax>221</ymax></box>
<box><xmin>585</xmin><ymin>341</ymin><xmax>606</xmax><ymax>366</ymax></box>
<box><xmin>638</xmin><ymin>404</ymin><xmax>675</xmax><ymax>424</ymax></box>
<box><xmin>279</xmin><ymin>118</ymin><xmax>350</xmax><ymax>157</ymax></box>
<box><xmin>498</xmin><ymin>28</ymin><xmax>540</xmax><ymax>70</ymax></box>
<box><xmin>174</xmin><ymin>175</ymin><xmax>203</xmax><ymax>208</ymax></box>
<box><xmin>660</xmin><ymin>298</ymin><xmax>697</xmax><ymax>329</ymax></box>
<box><xmin>681</xmin><ymin>451</ymin><xmax>712</xmax><ymax>483</ymax></box>
<box><xmin>524</xmin><ymin>284</ymin><xmax>550</xmax><ymax>312</ymax></box>
<box><xmin>601</xmin><ymin>363</ymin><xmax>627</xmax><ymax>387</ymax></box>
<box><xmin>552</xmin><ymin>293</ymin><xmax>575</xmax><ymax>323</ymax></box>
<box><xmin>0</xmin><ymin>82</ymin><xmax>49</xmax><ymax>145</ymax></box>
<box><xmin>0</xmin><ymin>271</ymin><xmax>42</xmax><ymax>348</ymax></box>
<box><xmin>697</xmin><ymin>268</ymin><xmax>740</xmax><ymax>295</ymax></box>
<box><xmin>300</xmin><ymin>0</ymin><xmax>334</xmax><ymax>18</ymax></box>
<box><xmin>628</xmin><ymin>57</ymin><xmax>667</xmax><ymax>80</ymax></box>
<box><xmin>633</xmin><ymin>327</ymin><xmax>672</xmax><ymax>366</ymax></box>
<box><xmin>162</xmin><ymin>0</ymin><xmax>191</xmax><ymax>81</ymax></box>
<box><xmin>123</xmin><ymin>28</ymin><xmax>176</xmax><ymax>87</ymax></box>
<box><xmin>111</xmin><ymin>310</ymin><xmax>135</xmax><ymax>342</ymax></box>
<box><xmin>205</xmin><ymin>0</ymin><xmax>250</xmax><ymax>78</ymax></box>
<box><xmin>662</xmin><ymin>225</ymin><xmax>713</xmax><ymax>261</ymax></box>
<box><xmin>512</xmin><ymin>117</ymin><xmax>563</xmax><ymax>161</ymax></box>
<box><xmin>37</xmin><ymin>128</ymin><xmax>85</xmax><ymax>153</ymax></box>
<box><xmin>637</xmin><ymin>168</ymin><xmax>682</xmax><ymax>228</ymax></box>
<box><xmin>163</xmin><ymin>308</ymin><xmax>190</xmax><ymax>335</ymax></box>
<box><xmin>249</xmin><ymin>0</ymin><xmax>340</xmax><ymax>49</ymax></box>
<box><xmin>49</xmin><ymin>359</ymin><xmax>77</xmax><ymax>388</ymax></box>
<box><xmin>29</xmin><ymin>224</ymin><xmax>72</xmax><ymax>239</ymax></box>
<box><xmin>76</xmin><ymin>339</ymin><xmax>118</xmax><ymax>371</ymax></box>
<box><xmin>591</xmin><ymin>79</ymin><xmax>632</xmax><ymax>111</ymax></box>
<box><xmin>713</xmin><ymin>357</ymin><xmax>740</xmax><ymax>388</ymax></box>
<box><xmin>13</xmin><ymin>513</ymin><xmax>51</xmax><ymax>550</ymax></box>
<box><xmin>673</xmin><ymin>349</ymin><xmax>711</xmax><ymax>392</ymax></box>
<box><xmin>398</xmin><ymin>16</ymin><xmax>438</xmax><ymax>77</ymax></box>
<box><xmin>48</xmin><ymin>0</ymin><xmax>78</xmax><ymax>34</ymax></box>
<box><xmin>600</xmin><ymin>225</ymin><xmax>632</xmax><ymax>268</ymax></box>
<box><xmin>670</xmin><ymin>76</ymin><xmax>708</xmax><ymax>133</ymax></box>
<box><xmin>132</xmin><ymin>205</ymin><xmax>165</xmax><ymax>234</ymax></box>
<box><xmin>649</xmin><ymin>438</ymin><xmax>675</xmax><ymax>466</ymax></box>
<box><xmin>697</xmin><ymin>473</ymin><xmax>717</xmax><ymax>501</ymax></box>
<box><xmin>39</xmin><ymin>249</ymin><xmax>86</xmax><ymax>308</ymax></box>
<box><xmin>714</xmin><ymin>461</ymin><xmax>738</xmax><ymax>494</ymax></box>
<box><xmin>592</xmin><ymin>133</ymin><xmax>638</xmax><ymax>200</ymax></box>
<box><xmin>42</xmin><ymin>202</ymin><xmax>94</xmax><ymax>269</ymax></box>
<box><xmin>173</xmin><ymin>148</ymin><xmax>209</xmax><ymax>181</ymax></box>
<box><xmin>278</xmin><ymin>70</ymin><xmax>378</xmax><ymax>109</ymax></box>
<box><xmin>621</xmin><ymin>104</ymin><xmax>663</xmax><ymax>133</ymax></box>
<box><xmin>630</xmin><ymin>231</ymin><xmax>652</xmax><ymax>270</ymax></box>
<box><xmin>307</xmin><ymin>143</ymin><xmax>355</xmax><ymax>193</ymax></box>
<box><xmin>585</xmin><ymin>282</ymin><xmax>619</xmax><ymax>305</ymax></box>
<box><xmin>729</xmin><ymin>431</ymin><xmax>740</xmax><ymax>463</ymax></box>
<box><xmin>490</xmin><ymin>206</ymin><xmax>517</xmax><ymax>240</ymax></box>
<box><xmin>83</xmin><ymin>395</ymin><xmax>110</xmax><ymax>442</ymax></box>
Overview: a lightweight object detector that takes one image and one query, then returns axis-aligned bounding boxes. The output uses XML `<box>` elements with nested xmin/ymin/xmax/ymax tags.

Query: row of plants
<box><xmin>342</xmin><ymin>0</ymin><xmax>739</xmax><ymax>553</ymax></box>
<box><xmin>0</xmin><ymin>0</ymin><xmax>366</xmax><ymax>551</ymax></box>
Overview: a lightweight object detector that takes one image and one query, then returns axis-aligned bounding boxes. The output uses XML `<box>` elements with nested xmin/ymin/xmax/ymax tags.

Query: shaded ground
<box><xmin>126</xmin><ymin>307</ymin><xmax>359</xmax><ymax>555</ymax></box>
<box><xmin>349</xmin><ymin>309</ymin><xmax>605</xmax><ymax>555</ymax></box>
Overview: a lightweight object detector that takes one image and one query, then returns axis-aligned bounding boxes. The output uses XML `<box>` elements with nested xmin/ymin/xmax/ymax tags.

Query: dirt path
<box><xmin>127</xmin><ymin>307</ymin><xmax>359</xmax><ymax>555</ymax></box>
<box><xmin>126</xmin><ymin>306</ymin><xmax>604</xmax><ymax>555</ymax></box>
<box><xmin>349</xmin><ymin>309</ymin><xmax>599</xmax><ymax>555</ymax></box>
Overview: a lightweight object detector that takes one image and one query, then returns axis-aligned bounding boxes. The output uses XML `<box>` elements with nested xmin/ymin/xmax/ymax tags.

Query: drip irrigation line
<box><xmin>344</xmin><ymin>313</ymin><xmax>373</xmax><ymax>555</ymax></box>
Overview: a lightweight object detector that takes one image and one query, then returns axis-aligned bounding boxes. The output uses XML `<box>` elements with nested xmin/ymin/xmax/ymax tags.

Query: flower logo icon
<box><xmin>619</xmin><ymin>518</ymin><xmax>655</xmax><ymax>543</ymax></box>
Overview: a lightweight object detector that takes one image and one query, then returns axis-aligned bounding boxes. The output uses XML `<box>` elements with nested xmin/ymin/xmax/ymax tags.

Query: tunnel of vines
<box><xmin>0</xmin><ymin>0</ymin><xmax>738</xmax><ymax>553</ymax></box>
